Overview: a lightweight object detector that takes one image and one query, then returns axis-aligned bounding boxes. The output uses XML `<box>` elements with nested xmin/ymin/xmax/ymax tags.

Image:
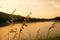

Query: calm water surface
<box><xmin>0</xmin><ymin>21</ymin><xmax>60</xmax><ymax>40</ymax></box>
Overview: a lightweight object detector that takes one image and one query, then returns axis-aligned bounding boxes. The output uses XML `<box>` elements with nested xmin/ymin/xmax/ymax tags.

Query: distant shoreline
<box><xmin>0</xmin><ymin>12</ymin><xmax>60</xmax><ymax>27</ymax></box>
<box><xmin>0</xmin><ymin>20</ymin><xmax>60</xmax><ymax>27</ymax></box>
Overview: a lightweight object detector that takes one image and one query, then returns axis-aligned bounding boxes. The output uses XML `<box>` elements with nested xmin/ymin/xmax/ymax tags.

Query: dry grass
<box><xmin>6</xmin><ymin>8</ymin><xmax>17</xmax><ymax>40</ymax></box>
<box><xmin>4</xmin><ymin>10</ymin><xmax>57</xmax><ymax>40</ymax></box>
<box><xmin>18</xmin><ymin>12</ymin><xmax>32</xmax><ymax>40</ymax></box>
<box><xmin>5</xmin><ymin>12</ymin><xmax>32</xmax><ymax>40</ymax></box>
<box><xmin>35</xmin><ymin>29</ymin><xmax>40</xmax><ymax>40</ymax></box>
<box><xmin>48</xmin><ymin>21</ymin><xmax>56</xmax><ymax>31</ymax></box>
<box><xmin>47</xmin><ymin>21</ymin><xmax>56</xmax><ymax>39</ymax></box>
<box><xmin>9</xmin><ymin>8</ymin><xmax>16</xmax><ymax>25</ymax></box>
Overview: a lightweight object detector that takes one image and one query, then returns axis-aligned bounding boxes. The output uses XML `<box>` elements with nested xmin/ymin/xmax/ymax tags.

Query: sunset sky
<box><xmin>0</xmin><ymin>0</ymin><xmax>60</xmax><ymax>18</ymax></box>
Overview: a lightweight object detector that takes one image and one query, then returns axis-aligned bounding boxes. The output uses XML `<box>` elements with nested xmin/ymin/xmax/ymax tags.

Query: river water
<box><xmin>0</xmin><ymin>21</ymin><xmax>60</xmax><ymax>40</ymax></box>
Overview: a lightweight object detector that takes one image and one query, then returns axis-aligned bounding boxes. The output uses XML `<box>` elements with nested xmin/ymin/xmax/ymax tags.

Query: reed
<box><xmin>10</xmin><ymin>8</ymin><xmax>16</xmax><ymax>25</ymax></box>
<box><xmin>35</xmin><ymin>29</ymin><xmax>40</xmax><ymax>40</ymax></box>
<box><xmin>11</xmin><ymin>28</ymin><xmax>17</xmax><ymax>40</ymax></box>
<box><xmin>3</xmin><ymin>10</ymin><xmax>58</xmax><ymax>40</ymax></box>
<box><xmin>18</xmin><ymin>12</ymin><xmax>32</xmax><ymax>40</ymax></box>
<box><xmin>7</xmin><ymin>11</ymin><xmax>32</xmax><ymax>40</ymax></box>
<box><xmin>6</xmin><ymin>8</ymin><xmax>17</xmax><ymax>40</ymax></box>
<box><xmin>8</xmin><ymin>32</ymin><xmax>9</xmax><ymax>40</ymax></box>
<box><xmin>4</xmin><ymin>9</ymin><xmax>57</xmax><ymax>40</ymax></box>
<box><xmin>47</xmin><ymin>21</ymin><xmax>56</xmax><ymax>39</ymax></box>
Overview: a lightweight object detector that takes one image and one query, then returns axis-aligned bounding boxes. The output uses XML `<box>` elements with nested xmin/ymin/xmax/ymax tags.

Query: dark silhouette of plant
<box><xmin>18</xmin><ymin>12</ymin><xmax>32</xmax><ymax>40</ymax></box>
<box><xmin>47</xmin><ymin>21</ymin><xmax>56</xmax><ymax>39</ymax></box>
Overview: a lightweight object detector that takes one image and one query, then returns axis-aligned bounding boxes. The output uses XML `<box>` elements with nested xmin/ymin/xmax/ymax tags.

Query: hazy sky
<box><xmin>0</xmin><ymin>0</ymin><xmax>60</xmax><ymax>18</ymax></box>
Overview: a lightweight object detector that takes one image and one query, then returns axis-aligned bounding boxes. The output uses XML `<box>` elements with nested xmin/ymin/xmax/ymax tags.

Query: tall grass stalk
<box><xmin>8</xmin><ymin>32</ymin><xmax>9</xmax><ymax>40</ymax></box>
<box><xmin>10</xmin><ymin>8</ymin><xmax>16</xmax><ymax>25</ymax></box>
<box><xmin>47</xmin><ymin>21</ymin><xmax>56</xmax><ymax>39</ymax></box>
<box><xmin>35</xmin><ymin>29</ymin><xmax>40</xmax><ymax>40</ymax></box>
<box><xmin>6</xmin><ymin>11</ymin><xmax>32</xmax><ymax>40</ymax></box>
<box><xmin>7</xmin><ymin>8</ymin><xmax>16</xmax><ymax>40</ymax></box>
<box><xmin>11</xmin><ymin>28</ymin><xmax>17</xmax><ymax>40</ymax></box>
<box><xmin>18</xmin><ymin>12</ymin><xmax>32</xmax><ymax>40</ymax></box>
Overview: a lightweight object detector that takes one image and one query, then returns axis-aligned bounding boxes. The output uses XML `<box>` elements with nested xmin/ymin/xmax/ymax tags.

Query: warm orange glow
<box><xmin>0</xmin><ymin>0</ymin><xmax>60</xmax><ymax>18</ymax></box>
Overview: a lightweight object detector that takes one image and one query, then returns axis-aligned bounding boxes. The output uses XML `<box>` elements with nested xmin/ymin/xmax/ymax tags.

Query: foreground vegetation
<box><xmin>40</xmin><ymin>36</ymin><xmax>60</xmax><ymax>40</ymax></box>
<box><xmin>0</xmin><ymin>11</ymin><xmax>60</xmax><ymax>40</ymax></box>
